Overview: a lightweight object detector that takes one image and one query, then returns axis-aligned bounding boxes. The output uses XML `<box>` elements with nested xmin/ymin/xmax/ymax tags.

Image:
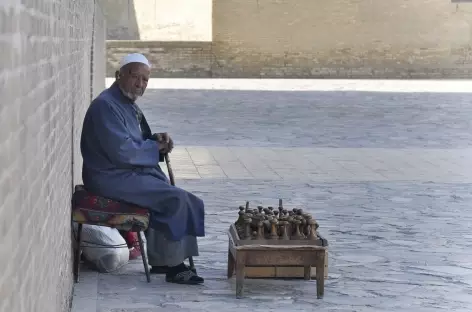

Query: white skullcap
<box><xmin>119</xmin><ymin>53</ymin><xmax>151</xmax><ymax>69</ymax></box>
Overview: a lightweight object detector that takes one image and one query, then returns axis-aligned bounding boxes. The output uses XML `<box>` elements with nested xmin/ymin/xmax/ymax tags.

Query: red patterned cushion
<box><xmin>72</xmin><ymin>185</ymin><xmax>149</xmax><ymax>231</ymax></box>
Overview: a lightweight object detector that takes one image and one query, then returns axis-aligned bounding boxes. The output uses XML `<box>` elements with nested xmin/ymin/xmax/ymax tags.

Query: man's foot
<box><xmin>165</xmin><ymin>263</ymin><xmax>204</xmax><ymax>285</ymax></box>
<box><xmin>151</xmin><ymin>264</ymin><xmax>197</xmax><ymax>274</ymax></box>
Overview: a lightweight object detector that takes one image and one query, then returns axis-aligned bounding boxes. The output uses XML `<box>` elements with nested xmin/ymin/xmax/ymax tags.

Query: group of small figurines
<box><xmin>234</xmin><ymin>199</ymin><xmax>320</xmax><ymax>241</ymax></box>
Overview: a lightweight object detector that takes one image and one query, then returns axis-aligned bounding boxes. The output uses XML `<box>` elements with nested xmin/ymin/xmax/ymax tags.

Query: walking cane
<box><xmin>164</xmin><ymin>153</ymin><xmax>197</xmax><ymax>273</ymax></box>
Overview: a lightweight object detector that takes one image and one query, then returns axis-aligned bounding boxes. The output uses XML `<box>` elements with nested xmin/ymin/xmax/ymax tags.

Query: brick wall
<box><xmin>92</xmin><ymin>5</ymin><xmax>107</xmax><ymax>99</ymax></box>
<box><xmin>0</xmin><ymin>1</ymin><xmax>105</xmax><ymax>312</ymax></box>
<box><xmin>98</xmin><ymin>0</ymin><xmax>212</xmax><ymax>41</ymax></box>
<box><xmin>212</xmin><ymin>0</ymin><xmax>472</xmax><ymax>78</ymax></box>
<box><xmin>107</xmin><ymin>41</ymin><xmax>212</xmax><ymax>77</ymax></box>
<box><xmin>106</xmin><ymin>0</ymin><xmax>472</xmax><ymax>78</ymax></box>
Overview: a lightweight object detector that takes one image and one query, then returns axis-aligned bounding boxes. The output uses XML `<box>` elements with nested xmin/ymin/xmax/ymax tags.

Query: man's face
<box><xmin>117</xmin><ymin>62</ymin><xmax>150</xmax><ymax>101</ymax></box>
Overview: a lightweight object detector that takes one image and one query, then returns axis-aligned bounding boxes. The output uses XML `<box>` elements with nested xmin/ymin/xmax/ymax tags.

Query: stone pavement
<box><xmin>161</xmin><ymin>146</ymin><xmax>472</xmax><ymax>182</ymax></box>
<box><xmin>72</xmin><ymin>79</ymin><xmax>472</xmax><ymax>312</ymax></box>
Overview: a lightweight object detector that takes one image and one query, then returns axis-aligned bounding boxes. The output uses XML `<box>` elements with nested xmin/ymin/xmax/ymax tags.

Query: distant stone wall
<box><xmin>212</xmin><ymin>0</ymin><xmax>472</xmax><ymax>78</ymax></box>
<box><xmin>107</xmin><ymin>41</ymin><xmax>212</xmax><ymax>77</ymax></box>
<box><xmin>104</xmin><ymin>0</ymin><xmax>472</xmax><ymax>78</ymax></box>
<box><xmin>98</xmin><ymin>0</ymin><xmax>212</xmax><ymax>41</ymax></box>
<box><xmin>0</xmin><ymin>1</ymin><xmax>105</xmax><ymax>311</ymax></box>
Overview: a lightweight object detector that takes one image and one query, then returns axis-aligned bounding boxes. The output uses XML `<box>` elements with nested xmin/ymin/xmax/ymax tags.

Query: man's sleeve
<box><xmin>140</xmin><ymin>114</ymin><xmax>165</xmax><ymax>163</ymax></box>
<box><xmin>91</xmin><ymin>99</ymin><xmax>160</xmax><ymax>168</ymax></box>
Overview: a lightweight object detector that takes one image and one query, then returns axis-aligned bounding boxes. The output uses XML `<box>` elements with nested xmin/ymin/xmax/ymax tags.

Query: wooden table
<box><xmin>227</xmin><ymin>224</ymin><xmax>327</xmax><ymax>299</ymax></box>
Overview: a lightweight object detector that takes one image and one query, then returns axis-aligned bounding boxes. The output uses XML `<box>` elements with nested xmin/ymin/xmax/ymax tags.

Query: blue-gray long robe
<box><xmin>80</xmin><ymin>82</ymin><xmax>205</xmax><ymax>241</ymax></box>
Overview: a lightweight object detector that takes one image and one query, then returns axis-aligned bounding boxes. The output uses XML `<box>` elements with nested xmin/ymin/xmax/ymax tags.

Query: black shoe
<box><xmin>187</xmin><ymin>265</ymin><xmax>197</xmax><ymax>274</ymax></box>
<box><xmin>150</xmin><ymin>265</ymin><xmax>196</xmax><ymax>274</ymax></box>
<box><xmin>165</xmin><ymin>263</ymin><xmax>204</xmax><ymax>285</ymax></box>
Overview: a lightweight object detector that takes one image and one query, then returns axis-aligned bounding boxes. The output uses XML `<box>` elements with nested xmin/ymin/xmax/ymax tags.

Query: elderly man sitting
<box><xmin>80</xmin><ymin>53</ymin><xmax>205</xmax><ymax>285</ymax></box>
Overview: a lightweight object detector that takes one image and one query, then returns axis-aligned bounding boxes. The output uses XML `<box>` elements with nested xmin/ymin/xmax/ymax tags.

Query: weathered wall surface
<box><xmin>212</xmin><ymin>0</ymin><xmax>472</xmax><ymax>78</ymax></box>
<box><xmin>98</xmin><ymin>0</ymin><xmax>212</xmax><ymax>41</ymax></box>
<box><xmin>103</xmin><ymin>0</ymin><xmax>472</xmax><ymax>78</ymax></box>
<box><xmin>0</xmin><ymin>1</ymin><xmax>105</xmax><ymax>311</ymax></box>
<box><xmin>107</xmin><ymin>41</ymin><xmax>212</xmax><ymax>77</ymax></box>
<box><xmin>92</xmin><ymin>7</ymin><xmax>107</xmax><ymax>98</ymax></box>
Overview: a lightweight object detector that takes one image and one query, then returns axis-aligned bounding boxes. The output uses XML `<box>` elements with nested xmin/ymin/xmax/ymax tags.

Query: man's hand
<box><xmin>155</xmin><ymin>132</ymin><xmax>174</xmax><ymax>153</ymax></box>
<box><xmin>158</xmin><ymin>141</ymin><xmax>169</xmax><ymax>154</ymax></box>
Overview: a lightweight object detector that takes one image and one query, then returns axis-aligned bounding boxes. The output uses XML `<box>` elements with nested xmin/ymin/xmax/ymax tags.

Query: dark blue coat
<box><xmin>80</xmin><ymin>82</ymin><xmax>205</xmax><ymax>241</ymax></box>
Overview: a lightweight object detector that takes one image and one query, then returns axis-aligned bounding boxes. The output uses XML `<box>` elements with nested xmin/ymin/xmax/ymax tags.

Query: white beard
<box><xmin>119</xmin><ymin>86</ymin><xmax>142</xmax><ymax>101</ymax></box>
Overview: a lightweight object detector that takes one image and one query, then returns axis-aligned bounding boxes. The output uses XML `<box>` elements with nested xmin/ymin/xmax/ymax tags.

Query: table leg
<box><xmin>227</xmin><ymin>249</ymin><xmax>235</xmax><ymax>278</ymax></box>
<box><xmin>235</xmin><ymin>254</ymin><xmax>245</xmax><ymax>299</ymax></box>
<box><xmin>316</xmin><ymin>256</ymin><xmax>325</xmax><ymax>299</ymax></box>
<box><xmin>303</xmin><ymin>266</ymin><xmax>311</xmax><ymax>280</ymax></box>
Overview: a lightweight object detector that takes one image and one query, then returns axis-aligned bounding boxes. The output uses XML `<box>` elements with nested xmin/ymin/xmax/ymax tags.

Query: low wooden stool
<box><xmin>227</xmin><ymin>224</ymin><xmax>327</xmax><ymax>299</ymax></box>
<box><xmin>71</xmin><ymin>185</ymin><xmax>151</xmax><ymax>283</ymax></box>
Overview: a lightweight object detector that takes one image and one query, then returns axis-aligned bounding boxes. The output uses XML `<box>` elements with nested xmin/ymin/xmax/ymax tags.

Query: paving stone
<box><xmin>162</xmin><ymin>147</ymin><xmax>472</xmax><ymax>183</ymax></box>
